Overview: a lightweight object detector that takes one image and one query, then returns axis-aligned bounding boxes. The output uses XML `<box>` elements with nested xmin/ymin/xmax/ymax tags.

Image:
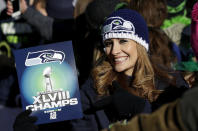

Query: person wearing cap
<box><xmin>161</xmin><ymin>0</ymin><xmax>191</xmax><ymax>46</ymax></box>
<box><xmin>106</xmin><ymin>3</ymin><xmax>198</xmax><ymax>131</ymax></box>
<box><xmin>67</xmin><ymin>8</ymin><xmax>189</xmax><ymax>130</ymax></box>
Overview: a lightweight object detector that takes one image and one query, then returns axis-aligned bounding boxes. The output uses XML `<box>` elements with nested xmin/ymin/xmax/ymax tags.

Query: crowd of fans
<box><xmin>0</xmin><ymin>0</ymin><xmax>198</xmax><ymax>131</ymax></box>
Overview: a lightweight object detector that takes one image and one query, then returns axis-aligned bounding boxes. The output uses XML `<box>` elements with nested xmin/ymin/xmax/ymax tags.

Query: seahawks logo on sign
<box><xmin>25</xmin><ymin>50</ymin><xmax>65</xmax><ymax>66</ymax></box>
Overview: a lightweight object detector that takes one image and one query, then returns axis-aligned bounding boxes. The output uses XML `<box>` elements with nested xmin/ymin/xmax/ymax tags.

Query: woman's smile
<box><xmin>113</xmin><ymin>56</ymin><xmax>128</xmax><ymax>64</ymax></box>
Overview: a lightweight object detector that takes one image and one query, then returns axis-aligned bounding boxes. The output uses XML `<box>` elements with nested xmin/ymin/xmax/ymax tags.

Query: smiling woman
<box><xmin>92</xmin><ymin>9</ymin><xmax>157</xmax><ymax>100</ymax></box>
<box><xmin>104</xmin><ymin>38</ymin><xmax>138</xmax><ymax>76</ymax></box>
<box><xmin>64</xmin><ymin>9</ymin><xmax>189</xmax><ymax>131</ymax></box>
<box><xmin>91</xmin><ymin>9</ymin><xmax>188</xmax><ymax>114</ymax></box>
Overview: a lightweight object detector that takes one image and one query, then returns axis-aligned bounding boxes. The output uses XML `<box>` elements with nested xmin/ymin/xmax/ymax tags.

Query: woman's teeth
<box><xmin>114</xmin><ymin>57</ymin><xmax>127</xmax><ymax>62</ymax></box>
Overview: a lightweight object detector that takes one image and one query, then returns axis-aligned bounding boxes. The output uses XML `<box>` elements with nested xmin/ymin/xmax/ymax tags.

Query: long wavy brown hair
<box><xmin>92</xmin><ymin>43</ymin><xmax>173</xmax><ymax>102</ymax></box>
<box><xmin>148</xmin><ymin>27</ymin><xmax>177</xmax><ymax>68</ymax></box>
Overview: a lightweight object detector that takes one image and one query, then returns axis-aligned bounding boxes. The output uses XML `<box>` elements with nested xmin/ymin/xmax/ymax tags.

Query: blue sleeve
<box><xmin>172</xmin><ymin>42</ymin><xmax>182</xmax><ymax>62</ymax></box>
<box><xmin>69</xmin><ymin>78</ymin><xmax>109</xmax><ymax>131</ymax></box>
<box><xmin>69</xmin><ymin>90</ymin><xmax>100</xmax><ymax>131</ymax></box>
<box><xmin>142</xmin><ymin>100</ymin><xmax>152</xmax><ymax>113</ymax></box>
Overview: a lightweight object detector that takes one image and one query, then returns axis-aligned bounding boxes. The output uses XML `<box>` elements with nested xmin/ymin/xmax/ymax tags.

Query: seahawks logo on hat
<box><xmin>102</xmin><ymin>16</ymin><xmax>135</xmax><ymax>34</ymax></box>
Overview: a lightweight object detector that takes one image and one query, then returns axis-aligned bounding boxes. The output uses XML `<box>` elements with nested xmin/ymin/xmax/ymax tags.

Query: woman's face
<box><xmin>104</xmin><ymin>38</ymin><xmax>138</xmax><ymax>76</ymax></box>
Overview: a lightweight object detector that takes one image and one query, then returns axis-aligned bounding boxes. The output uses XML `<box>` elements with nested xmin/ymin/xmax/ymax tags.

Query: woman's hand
<box><xmin>13</xmin><ymin>110</ymin><xmax>38</xmax><ymax>131</ymax></box>
<box><xmin>84</xmin><ymin>81</ymin><xmax>148</xmax><ymax>120</ymax></box>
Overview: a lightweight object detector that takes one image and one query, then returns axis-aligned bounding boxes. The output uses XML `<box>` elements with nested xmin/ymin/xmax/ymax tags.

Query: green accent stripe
<box><xmin>115</xmin><ymin>2</ymin><xmax>128</xmax><ymax>11</ymax></box>
<box><xmin>167</xmin><ymin>0</ymin><xmax>186</xmax><ymax>14</ymax></box>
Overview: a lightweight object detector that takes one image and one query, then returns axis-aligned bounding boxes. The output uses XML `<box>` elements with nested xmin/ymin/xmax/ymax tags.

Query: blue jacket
<box><xmin>70</xmin><ymin>77</ymin><xmax>109</xmax><ymax>131</ymax></box>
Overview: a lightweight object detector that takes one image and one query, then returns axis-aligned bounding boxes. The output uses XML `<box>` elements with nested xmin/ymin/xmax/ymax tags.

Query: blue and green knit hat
<box><xmin>167</xmin><ymin>0</ymin><xmax>187</xmax><ymax>16</ymax></box>
<box><xmin>102</xmin><ymin>9</ymin><xmax>149</xmax><ymax>51</ymax></box>
<box><xmin>161</xmin><ymin>0</ymin><xmax>191</xmax><ymax>29</ymax></box>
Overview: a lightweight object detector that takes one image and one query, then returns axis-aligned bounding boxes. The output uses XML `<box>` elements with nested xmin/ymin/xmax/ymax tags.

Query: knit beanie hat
<box><xmin>102</xmin><ymin>9</ymin><xmax>149</xmax><ymax>51</ymax></box>
<box><xmin>166</xmin><ymin>0</ymin><xmax>187</xmax><ymax>17</ymax></box>
<box><xmin>161</xmin><ymin>0</ymin><xmax>190</xmax><ymax>29</ymax></box>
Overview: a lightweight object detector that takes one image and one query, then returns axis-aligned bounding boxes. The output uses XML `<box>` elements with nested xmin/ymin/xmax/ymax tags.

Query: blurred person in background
<box><xmin>161</xmin><ymin>0</ymin><xmax>191</xmax><ymax>48</ymax></box>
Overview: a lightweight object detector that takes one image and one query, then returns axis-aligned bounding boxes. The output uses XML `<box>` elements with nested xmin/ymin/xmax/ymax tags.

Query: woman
<box><xmin>69</xmin><ymin>8</ymin><xmax>188</xmax><ymax>131</ymax></box>
<box><xmin>13</xmin><ymin>9</ymin><xmax>188</xmax><ymax>131</ymax></box>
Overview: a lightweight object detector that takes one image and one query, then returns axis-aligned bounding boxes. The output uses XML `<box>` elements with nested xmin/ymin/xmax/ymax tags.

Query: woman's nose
<box><xmin>111</xmin><ymin>42</ymin><xmax>121</xmax><ymax>55</ymax></box>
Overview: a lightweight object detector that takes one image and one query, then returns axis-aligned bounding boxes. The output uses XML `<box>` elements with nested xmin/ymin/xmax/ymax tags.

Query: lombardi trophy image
<box><xmin>43</xmin><ymin>67</ymin><xmax>53</xmax><ymax>92</ymax></box>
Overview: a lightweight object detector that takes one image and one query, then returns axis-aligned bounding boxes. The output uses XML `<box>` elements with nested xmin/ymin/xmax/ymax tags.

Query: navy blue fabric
<box><xmin>143</xmin><ymin>100</ymin><xmax>152</xmax><ymax>113</ymax></box>
<box><xmin>155</xmin><ymin>71</ymin><xmax>189</xmax><ymax>91</ymax></box>
<box><xmin>172</xmin><ymin>42</ymin><xmax>182</xmax><ymax>62</ymax></box>
<box><xmin>46</xmin><ymin>0</ymin><xmax>73</xmax><ymax>19</ymax></box>
<box><xmin>152</xmin><ymin>70</ymin><xmax>189</xmax><ymax>111</ymax></box>
<box><xmin>0</xmin><ymin>74</ymin><xmax>15</xmax><ymax>105</ymax></box>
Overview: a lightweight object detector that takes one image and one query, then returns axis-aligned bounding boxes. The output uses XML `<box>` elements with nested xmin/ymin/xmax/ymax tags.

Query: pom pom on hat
<box><xmin>102</xmin><ymin>9</ymin><xmax>149</xmax><ymax>51</ymax></box>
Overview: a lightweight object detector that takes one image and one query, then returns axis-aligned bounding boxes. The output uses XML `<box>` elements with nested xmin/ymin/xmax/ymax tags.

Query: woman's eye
<box><xmin>119</xmin><ymin>39</ymin><xmax>128</xmax><ymax>44</ymax></box>
<box><xmin>104</xmin><ymin>41</ymin><xmax>112</xmax><ymax>47</ymax></box>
